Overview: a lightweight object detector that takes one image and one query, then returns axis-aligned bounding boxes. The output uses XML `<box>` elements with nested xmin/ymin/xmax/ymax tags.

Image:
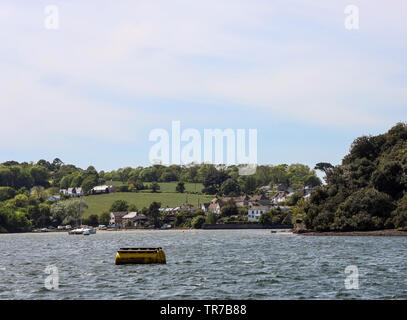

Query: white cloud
<box><xmin>0</xmin><ymin>0</ymin><xmax>406</xmax><ymax>151</ymax></box>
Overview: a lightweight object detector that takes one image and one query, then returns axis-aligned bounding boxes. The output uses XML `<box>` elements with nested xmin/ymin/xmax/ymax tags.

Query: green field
<box><xmin>106</xmin><ymin>181</ymin><xmax>204</xmax><ymax>193</ymax></box>
<box><xmin>82</xmin><ymin>192</ymin><xmax>213</xmax><ymax>217</ymax></box>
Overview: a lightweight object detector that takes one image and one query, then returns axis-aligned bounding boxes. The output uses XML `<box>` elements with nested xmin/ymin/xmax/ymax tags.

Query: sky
<box><xmin>0</xmin><ymin>0</ymin><xmax>406</xmax><ymax>172</ymax></box>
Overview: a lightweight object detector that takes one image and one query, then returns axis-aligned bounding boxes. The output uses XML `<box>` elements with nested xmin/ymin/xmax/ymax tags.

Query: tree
<box><xmin>150</xmin><ymin>182</ymin><xmax>160</xmax><ymax>193</ymax></box>
<box><xmin>259</xmin><ymin>212</ymin><xmax>273</xmax><ymax>225</ymax></box>
<box><xmin>202</xmin><ymin>169</ymin><xmax>229</xmax><ymax>195</ymax></box>
<box><xmin>286</xmin><ymin>192</ymin><xmax>304</xmax><ymax>206</ymax></box>
<box><xmin>372</xmin><ymin>161</ymin><xmax>405</xmax><ymax>199</ymax></box>
<box><xmin>191</xmin><ymin>215</ymin><xmax>205</xmax><ymax>229</ymax></box>
<box><xmin>84</xmin><ymin>214</ymin><xmax>99</xmax><ymax>227</ymax></box>
<box><xmin>99</xmin><ymin>212</ymin><xmax>111</xmax><ymax>226</ymax></box>
<box><xmin>29</xmin><ymin>166</ymin><xmax>50</xmax><ymax>187</ymax></box>
<box><xmin>50</xmin><ymin>199</ymin><xmax>88</xmax><ymax>226</ymax></box>
<box><xmin>220</xmin><ymin>201</ymin><xmax>238</xmax><ymax>217</ymax></box>
<box><xmin>176</xmin><ymin>182</ymin><xmax>185</xmax><ymax>193</ymax></box>
<box><xmin>146</xmin><ymin>202</ymin><xmax>161</xmax><ymax>228</ymax></box>
<box><xmin>392</xmin><ymin>194</ymin><xmax>407</xmax><ymax>229</ymax></box>
<box><xmin>220</xmin><ymin>178</ymin><xmax>241</xmax><ymax>196</ymax></box>
<box><xmin>110</xmin><ymin>200</ymin><xmax>129</xmax><ymax>212</ymax></box>
<box><xmin>52</xmin><ymin>158</ymin><xmax>64</xmax><ymax>170</ymax></box>
<box><xmin>0</xmin><ymin>187</ymin><xmax>16</xmax><ymax>201</ymax></box>
<box><xmin>314</xmin><ymin>162</ymin><xmax>334</xmax><ymax>174</ymax></box>
<box><xmin>81</xmin><ymin>175</ymin><xmax>98</xmax><ymax>194</ymax></box>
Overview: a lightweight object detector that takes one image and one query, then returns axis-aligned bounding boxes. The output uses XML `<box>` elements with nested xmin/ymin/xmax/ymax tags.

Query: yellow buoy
<box><xmin>115</xmin><ymin>247</ymin><xmax>166</xmax><ymax>265</ymax></box>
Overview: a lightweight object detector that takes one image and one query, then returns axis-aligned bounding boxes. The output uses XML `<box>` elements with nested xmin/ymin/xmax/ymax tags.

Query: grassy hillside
<box><xmin>82</xmin><ymin>192</ymin><xmax>213</xmax><ymax>217</ymax></box>
<box><xmin>105</xmin><ymin>181</ymin><xmax>204</xmax><ymax>193</ymax></box>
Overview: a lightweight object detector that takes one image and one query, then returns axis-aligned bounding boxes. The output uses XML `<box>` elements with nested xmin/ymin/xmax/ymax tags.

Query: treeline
<box><xmin>295</xmin><ymin>123</ymin><xmax>407</xmax><ymax>231</ymax></box>
<box><xmin>0</xmin><ymin>160</ymin><xmax>320</xmax><ymax>198</ymax></box>
<box><xmin>0</xmin><ymin>158</ymin><xmax>320</xmax><ymax>232</ymax></box>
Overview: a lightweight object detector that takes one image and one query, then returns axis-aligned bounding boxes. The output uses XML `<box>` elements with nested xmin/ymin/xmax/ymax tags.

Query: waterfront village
<box><xmin>49</xmin><ymin>183</ymin><xmax>313</xmax><ymax>231</ymax></box>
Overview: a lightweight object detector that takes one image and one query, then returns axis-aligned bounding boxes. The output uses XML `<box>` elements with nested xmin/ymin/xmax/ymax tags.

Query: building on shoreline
<box><xmin>122</xmin><ymin>212</ymin><xmax>148</xmax><ymax>227</ymax></box>
<box><xmin>91</xmin><ymin>185</ymin><xmax>115</xmax><ymax>195</ymax></box>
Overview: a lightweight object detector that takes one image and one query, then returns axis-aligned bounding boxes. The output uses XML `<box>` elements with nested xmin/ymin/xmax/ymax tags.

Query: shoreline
<box><xmin>295</xmin><ymin>229</ymin><xmax>407</xmax><ymax>237</ymax></box>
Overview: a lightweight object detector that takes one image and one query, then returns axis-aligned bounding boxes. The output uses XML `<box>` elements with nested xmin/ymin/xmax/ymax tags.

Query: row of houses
<box><xmin>200</xmin><ymin>195</ymin><xmax>275</xmax><ymax>222</ymax></box>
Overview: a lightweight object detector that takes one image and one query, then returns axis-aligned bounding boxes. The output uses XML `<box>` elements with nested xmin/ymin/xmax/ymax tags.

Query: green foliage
<box><xmin>174</xmin><ymin>211</ymin><xmax>192</xmax><ymax>228</ymax></box>
<box><xmin>99</xmin><ymin>212</ymin><xmax>111</xmax><ymax>225</ymax></box>
<box><xmin>191</xmin><ymin>215</ymin><xmax>206</xmax><ymax>229</ymax></box>
<box><xmin>0</xmin><ymin>204</ymin><xmax>31</xmax><ymax>233</ymax></box>
<box><xmin>259</xmin><ymin>208</ymin><xmax>292</xmax><ymax>226</ymax></box>
<box><xmin>220</xmin><ymin>178</ymin><xmax>241</xmax><ymax>196</ymax></box>
<box><xmin>84</xmin><ymin>214</ymin><xmax>99</xmax><ymax>227</ymax></box>
<box><xmin>150</xmin><ymin>182</ymin><xmax>160</xmax><ymax>193</ymax></box>
<box><xmin>220</xmin><ymin>200</ymin><xmax>239</xmax><ymax>217</ymax></box>
<box><xmin>110</xmin><ymin>200</ymin><xmax>129</xmax><ymax>212</ymax></box>
<box><xmin>205</xmin><ymin>211</ymin><xmax>218</xmax><ymax>224</ymax></box>
<box><xmin>390</xmin><ymin>193</ymin><xmax>407</xmax><ymax>230</ymax></box>
<box><xmin>305</xmin><ymin>123</ymin><xmax>407</xmax><ymax>231</ymax></box>
<box><xmin>176</xmin><ymin>182</ymin><xmax>185</xmax><ymax>193</ymax></box>
<box><xmin>145</xmin><ymin>201</ymin><xmax>161</xmax><ymax>228</ymax></box>
<box><xmin>50</xmin><ymin>199</ymin><xmax>88</xmax><ymax>226</ymax></box>
<box><xmin>259</xmin><ymin>211</ymin><xmax>273</xmax><ymax>225</ymax></box>
<box><xmin>286</xmin><ymin>192</ymin><xmax>303</xmax><ymax>206</ymax></box>
<box><xmin>0</xmin><ymin>187</ymin><xmax>16</xmax><ymax>201</ymax></box>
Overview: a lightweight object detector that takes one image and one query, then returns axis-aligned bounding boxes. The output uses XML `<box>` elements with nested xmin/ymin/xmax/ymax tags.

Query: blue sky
<box><xmin>0</xmin><ymin>0</ymin><xmax>406</xmax><ymax>172</ymax></box>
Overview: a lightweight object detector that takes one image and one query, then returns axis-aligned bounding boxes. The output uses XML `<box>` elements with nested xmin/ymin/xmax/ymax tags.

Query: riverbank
<box><xmin>295</xmin><ymin>229</ymin><xmax>407</xmax><ymax>236</ymax></box>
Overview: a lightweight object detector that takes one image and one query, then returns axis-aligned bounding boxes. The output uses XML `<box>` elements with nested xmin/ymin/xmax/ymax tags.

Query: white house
<box><xmin>109</xmin><ymin>212</ymin><xmax>128</xmax><ymax>226</ymax></box>
<box><xmin>91</xmin><ymin>185</ymin><xmax>114</xmax><ymax>194</ymax></box>
<box><xmin>247</xmin><ymin>205</ymin><xmax>271</xmax><ymax>222</ymax></box>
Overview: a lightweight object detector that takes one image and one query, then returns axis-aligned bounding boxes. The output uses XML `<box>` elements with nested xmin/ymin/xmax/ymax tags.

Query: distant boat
<box><xmin>68</xmin><ymin>227</ymin><xmax>96</xmax><ymax>235</ymax></box>
<box><xmin>69</xmin><ymin>228</ymin><xmax>84</xmax><ymax>235</ymax></box>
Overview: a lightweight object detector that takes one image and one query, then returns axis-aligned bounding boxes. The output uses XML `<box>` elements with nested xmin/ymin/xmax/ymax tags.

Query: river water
<box><xmin>0</xmin><ymin>230</ymin><xmax>406</xmax><ymax>299</ymax></box>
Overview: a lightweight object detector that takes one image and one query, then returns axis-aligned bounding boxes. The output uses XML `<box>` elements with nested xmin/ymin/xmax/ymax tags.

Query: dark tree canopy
<box><xmin>301</xmin><ymin>123</ymin><xmax>407</xmax><ymax>231</ymax></box>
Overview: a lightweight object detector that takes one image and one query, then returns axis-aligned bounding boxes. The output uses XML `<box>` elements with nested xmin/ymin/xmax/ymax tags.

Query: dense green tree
<box><xmin>259</xmin><ymin>212</ymin><xmax>273</xmax><ymax>225</ymax></box>
<box><xmin>302</xmin><ymin>123</ymin><xmax>407</xmax><ymax>231</ymax></box>
<box><xmin>99</xmin><ymin>212</ymin><xmax>111</xmax><ymax>226</ymax></box>
<box><xmin>220</xmin><ymin>178</ymin><xmax>241</xmax><ymax>196</ymax></box>
<box><xmin>84</xmin><ymin>214</ymin><xmax>99</xmax><ymax>227</ymax></box>
<box><xmin>191</xmin><ymin>215</ymin><xmax>205</xmax><ymax>229</ymax></box>
<box><xmin>150</xmin><ymin>182</ymin><xmax>160</xmax><ymax>193</ymax></box>
<box><xmin>220</xmin><ymin>200</ymin><xmax>238</xmax><ymax>217</ymax></box>
<box><xmin>0</xmin><ymin>187</ymin><xmax>16</xmax><ymax>201</ymax></box>
<box><xmin>30</xmin><ymin>166</ymin><xmax>50</xmax><ymax>187</ymax></box>
<box><xmin>110</xmin><ymin>200</ymin><xmax>129</xmax><ymax>212</ymax></box>
<box><xmin>314</xmin><ymin>162</ymin><xmax>334</xmax><ymax>174</ymax></box>
<box><xmin>176</xmin><ymin>182</ymin><xmax>185</xmax><ymax>193</ymax></box>
<box><xmin>146</xmin><ymin>201</ymin><xmax>161</xmax><ymax>228</ymax></box>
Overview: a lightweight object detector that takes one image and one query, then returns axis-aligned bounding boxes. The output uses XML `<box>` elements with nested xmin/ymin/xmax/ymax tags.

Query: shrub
<box><xmin>191</xmin><ymin>215</ymin><xmax>205</xmax><ymax>229</ymax></box>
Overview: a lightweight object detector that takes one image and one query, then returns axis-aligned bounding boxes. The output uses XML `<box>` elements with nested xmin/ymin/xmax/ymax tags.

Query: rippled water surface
<box><xmin>0</xmin><ymin>230</ymin><xmax>406</xmax><ymax>299</ymax></box>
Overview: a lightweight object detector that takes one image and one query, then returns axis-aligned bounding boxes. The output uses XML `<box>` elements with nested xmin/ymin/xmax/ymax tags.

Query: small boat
<box><xmin>68</xmin><ymin>226</ymin><xmax>96</xmax><ymax>235</ymax></box>
<box><xmin>69</xmin><ymin>228</ymin><xmax>84</xmax><ymax>235</ymax></box>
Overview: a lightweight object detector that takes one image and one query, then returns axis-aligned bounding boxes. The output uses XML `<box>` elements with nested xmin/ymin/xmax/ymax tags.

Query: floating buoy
<box><xmin>115</xmin><ymin>248</ymin><xmax>166</xmax><ymax>265</ymax></box>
